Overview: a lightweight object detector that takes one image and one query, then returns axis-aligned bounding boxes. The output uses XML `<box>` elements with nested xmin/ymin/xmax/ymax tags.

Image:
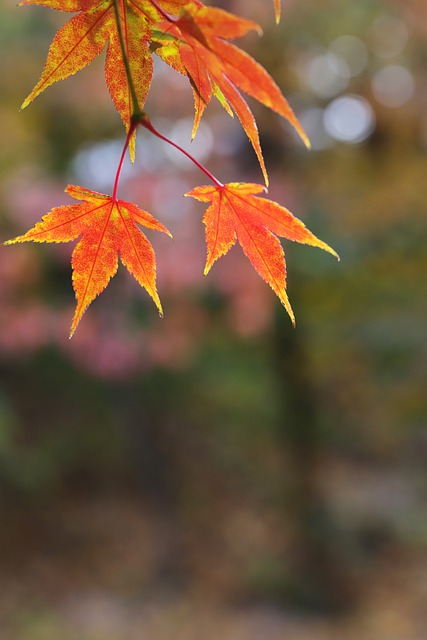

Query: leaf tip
<box><xmin>151</xmin><ymin>289</ymin><xmax>164</xmax><ymax>317</ymax></box>
<box><xmin>260</xmin><ymin>159</ymin><xmax>269</xmax><ymax>188</ymax></box>
<box><xmin>297</xmin><ymin>127</ymin><xmax>311</xmax><ymax>149</ymax></box>
<box><xmin>274</xmin><ymin>0</ymin><xmax>281</xmax><ymax>24</ymax></box>
<box><xmin>20</xmin><ymin>90</ymin><xmax>34</xmax><ymax>111</ymax></box>
<box><xmin>278</xmin><ymin>290</ymin><xmax>296</xmax><ymax>327</ymax></box>
<box><xmin>69</xmin><ymin>314</ymin><xmax>81</xmax><ymax>339</ymax></box>
<box><xmin>324</xmin><ymin>244</ymin><xmax>340</xmax><ymax>261</ymax></box>
<box><xmin>4</xmin><ymin>234</ymin><xmax>26</xmax><ymax>245</ymax></box>
<box><xmin>310</xmin><ymin>235</ymin><xmax>340</xmax><ymax>261</ymax></box>
<box><xmin>287</xmin><ymin>305</ymin><xmax>296</xmax><ymax>328</ymax></box>
<box><xmin>292</xmin><ymin>119</ymin><xmax>311</xmax><ymax>149</ymax></box>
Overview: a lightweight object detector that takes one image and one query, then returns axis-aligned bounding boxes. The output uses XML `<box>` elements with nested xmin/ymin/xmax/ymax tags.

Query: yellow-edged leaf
<box><xmin>5</xmin><ymin>185</ymin><xmax>171</xmax><ymax>335</ymax></box>
<box><xmin>186</xmin><ymin>182</ymin><xmax>338</xmax><ymax>325</ymax></box>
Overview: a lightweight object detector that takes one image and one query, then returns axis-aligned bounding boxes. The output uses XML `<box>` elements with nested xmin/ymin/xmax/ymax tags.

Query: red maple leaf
<box><xmin>186</xmin><ymin>182</ymin><xmax>338</xmax><ymax>324</ymax></box>
<box><xmin>152</xmin><ymin>2</ymin><xmax>309</xmax><ymax>184</ymax></box>
<box><xmin>13</xmin><ymin>1</ymin><xmax>338</xmax><ymax>333</ymax></box>
<box><xmin>5</xmin><ymin>185</ymin><xmax>171</xmax><ymax>335</ymax></box>
<box><xmin>21</xmin><ymin>0</ymin><xmax>304</xmax><ymax>174</ymax></box>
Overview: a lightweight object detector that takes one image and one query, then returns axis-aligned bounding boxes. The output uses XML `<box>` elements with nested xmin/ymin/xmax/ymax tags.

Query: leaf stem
<box><xmin>140</xmin><ymin>116</ymin><xmax>223</xmax><ymax>188</ymax></box>
<box><xmin>148</xmin><ymin>0</ymin><xmax>176</xmax><ymax>23</ymax></box>
<box><xmin>112</xmin><ymin>0</ymin><xmax>143</xmax><ymax>118</ymax></box>
<box><xmin>113</xmin><ymin>121</ymin><xmax>137</xmax><ymax>200</ymax></box>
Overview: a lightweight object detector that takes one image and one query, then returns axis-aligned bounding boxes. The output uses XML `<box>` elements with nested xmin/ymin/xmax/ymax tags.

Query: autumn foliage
<box><xmin>6</xmin><ymin>185</ymin><xmax>171</xmax><ymax>336</ymax></box>
<box><xmin>7</xmin><ymin>0</ymin><xmax>337</xmax><ymax>335</ymax></box>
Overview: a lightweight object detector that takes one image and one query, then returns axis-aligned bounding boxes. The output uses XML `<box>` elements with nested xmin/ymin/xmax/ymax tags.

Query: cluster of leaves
<box><xmin>7</xmin><ymin>0</ymin><xmax>337</xmax><ymax>335</ymax></box>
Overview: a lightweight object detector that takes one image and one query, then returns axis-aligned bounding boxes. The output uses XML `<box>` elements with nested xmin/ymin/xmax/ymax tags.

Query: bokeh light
<box><xmin>323</xmin><ymin>95</ymin><xmax>376</xmax><ymax>143</ymax></box>
<box><xmin>372</xmin><ymin>64</ymin><xmax>415</xmax><ymax>108</ymax></box>
<box><xmin>367</xmin><ymin>15</ymin><xmax>409</xmax><ymax>58</ymax></box>
<box><xmin>329</xmin><ymin>35</ymin><xmax>369</xmax><ymax>78</ymax></box>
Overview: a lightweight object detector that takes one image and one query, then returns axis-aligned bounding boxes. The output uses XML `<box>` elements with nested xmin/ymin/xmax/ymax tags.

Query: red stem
<box><xmin>140</xmin><ymin>117</ymin><xmax>223</xmax><ymax>188</ymax></box>
<box><xmin>148</xmin><ymin>0</ymin><xmax>175</xmax><ymax>22</ymax></box>
<box><xmin>112</xmin><ymin>122</ymin><xmax>137</xmax><ymax>201</ymax></box>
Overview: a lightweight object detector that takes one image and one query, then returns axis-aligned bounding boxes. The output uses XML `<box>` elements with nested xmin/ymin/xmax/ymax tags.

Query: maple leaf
<box><xmin>153</xmin><ymin>3</ymin><xmax>308</xmax><ymax>185</ymax></box>
<box><xmin>19</xmin><ymin>0</ymin><xmax>186</xmax><ymax>155</ymax></box>
<box><xmin>5</xmin><ymin>185</ymin><xmax>171</xmax><ymax>336</ymax></box>
<box><xmin>22</xmin><ymin>0</ymin><xmax>304</xmax><ymax>176</ymax></box>
<box><xmin>186</xmin><ymin>182</ymin><xmax>338</xmax><ymax>325</ymax></box>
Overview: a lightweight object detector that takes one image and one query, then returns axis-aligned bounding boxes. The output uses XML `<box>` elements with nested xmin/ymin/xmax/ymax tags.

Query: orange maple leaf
<box><xmin>153</xmin><ymin>2</ymin><xmax>308</xmax><ymax>185</ymax></box>
<box><xmin>22</xmin><ymin>0</ymin><xmax>302</xmax><ymax>174</ymax></box>
<box><xmin>19</xmin><ymin>0</ymin><xmax>186</xmax><ymax>156</ymax></box>
<box><xmin>5</xmin><ymin>185</ymin><xmax>171</xmax><ymax>336</ymax></box>
<box><xmin>186</xmin><ymin>182</ymin><xmax>338</xmax><ymax>325</ymax></box>
<box><xmin>19</xmin><ymin>0</ymin><xmax>194</xmax><ymax>110</ymax></box>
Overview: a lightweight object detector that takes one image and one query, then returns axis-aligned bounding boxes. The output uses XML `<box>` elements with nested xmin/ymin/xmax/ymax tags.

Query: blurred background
<box><xmin>1</xmin><ymin>0</ymin><xmax>427</xmax><ymax>637</ymax></box>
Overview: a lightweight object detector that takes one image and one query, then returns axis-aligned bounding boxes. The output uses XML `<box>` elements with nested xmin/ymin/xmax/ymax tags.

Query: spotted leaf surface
<box><xmin>186</xmin><ymin>182</ymin><xmax>338</xmax><ymax>324</ymax></box>
<box><xmin>6</xmin><ymin>185</ymin><xmax>171</xmax><ymax>335</ymax></box>
<box><xmin>153</xmin><ymin>2</ymin><xmax>308</xmax><ymax>184</ymax></box>
<box><xmin>20</xmin><ymin>0</ymin><xmax>186</xmax><ymax>152</ymax></box>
